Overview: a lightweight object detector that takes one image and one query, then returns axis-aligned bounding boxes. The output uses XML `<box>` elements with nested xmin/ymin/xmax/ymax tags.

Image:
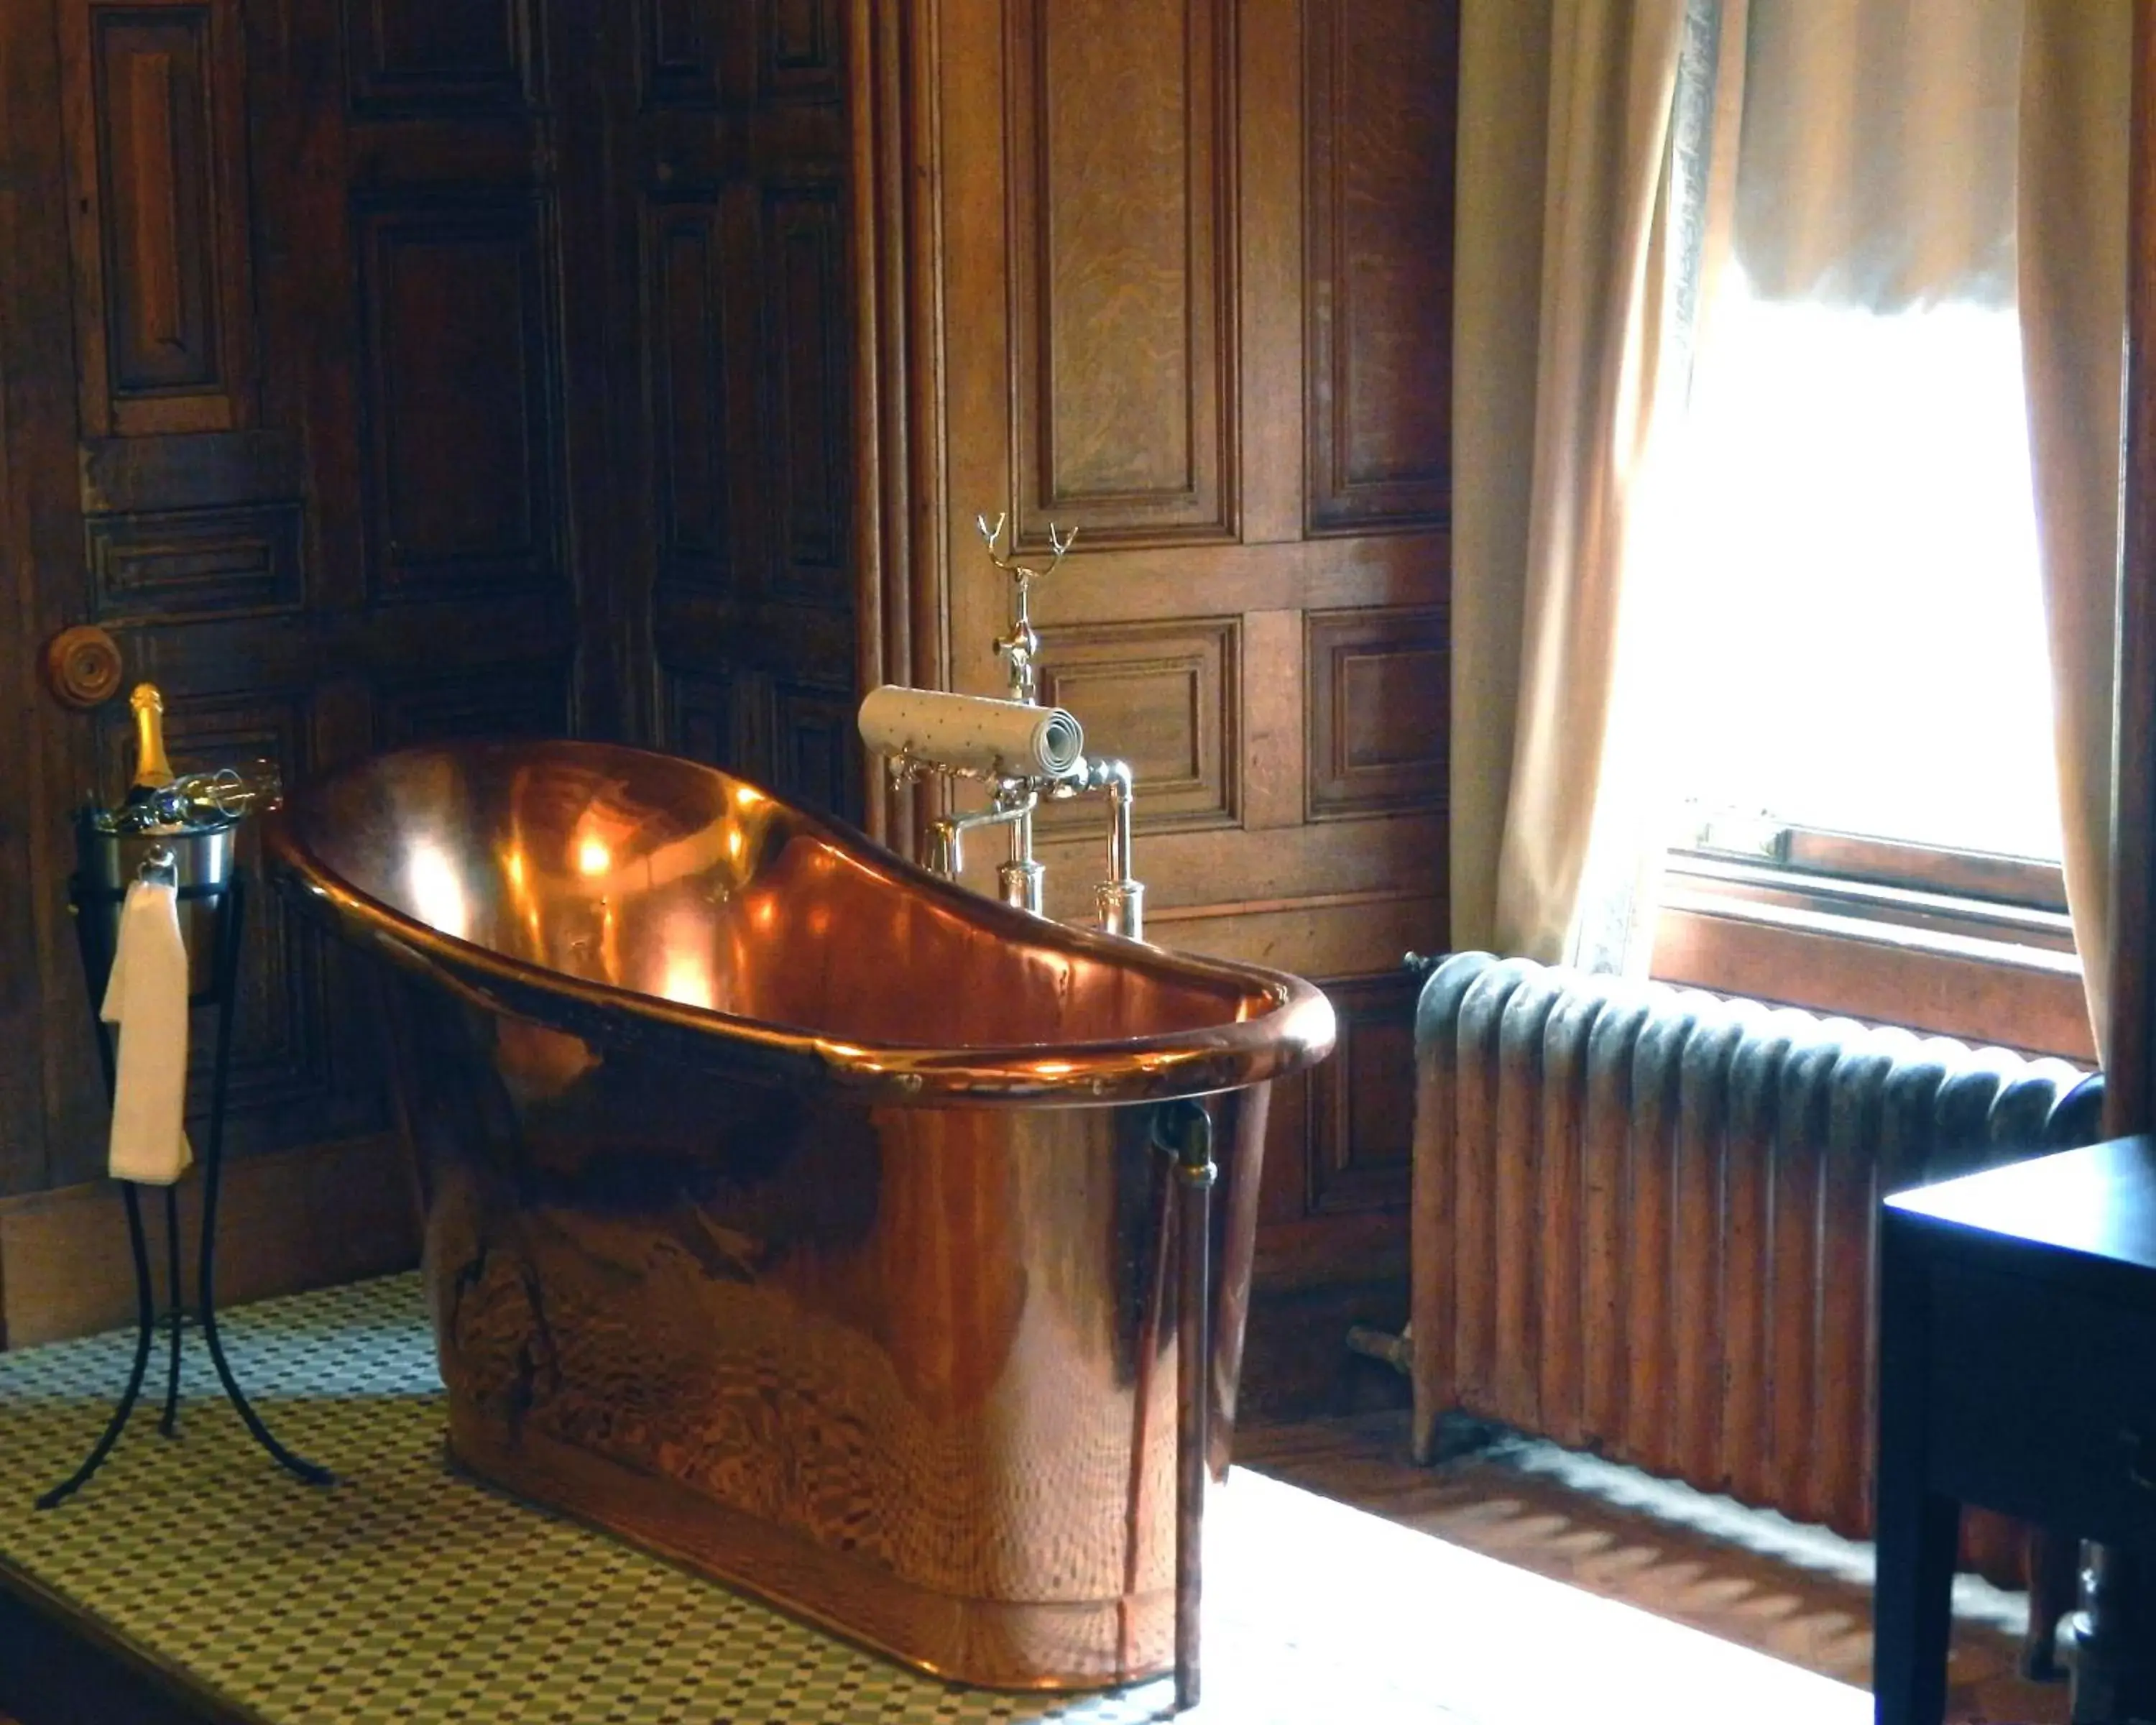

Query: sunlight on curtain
<box><xmin>1667</xmin><ymin>268</ymin><xmax>2063</xmax><ymax>861</ymax></box>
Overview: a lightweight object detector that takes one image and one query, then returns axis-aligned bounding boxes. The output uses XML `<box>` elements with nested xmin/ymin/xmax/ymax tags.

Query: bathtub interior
<box><xmin>286</xmin><ymin>740</ymin><xmax>1274</xmax><ymax>1049</ymax></box>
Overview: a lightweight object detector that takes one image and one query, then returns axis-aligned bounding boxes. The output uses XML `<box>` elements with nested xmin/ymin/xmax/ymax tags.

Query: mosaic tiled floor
<box><xmin>0</xmin><ymin>1275</ymin><xmax>1866</xmax><ymax>1724</ymax></box>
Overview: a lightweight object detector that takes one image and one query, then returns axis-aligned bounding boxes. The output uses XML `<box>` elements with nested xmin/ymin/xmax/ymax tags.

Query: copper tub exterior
<box><xmin>265</xmin><ymin>740</ymin><xmax>1335</xmax><ymax>1690</ymax></box>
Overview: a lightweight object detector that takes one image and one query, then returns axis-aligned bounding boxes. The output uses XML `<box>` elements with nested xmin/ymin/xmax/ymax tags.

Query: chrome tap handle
<box><xmin>977</xmin><ymin>512</ymin><xmax>1076</xmax><ymax>705</ymax></box>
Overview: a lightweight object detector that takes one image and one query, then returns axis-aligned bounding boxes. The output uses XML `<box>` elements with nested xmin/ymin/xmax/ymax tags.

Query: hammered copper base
<box><xmin>448</xmin><ymin>1411</ymin><xmax>1173</xmax><ymax>1689</ymax></box>
<box><xmin>265</xmin><ymin>740</ymin><xmax>1334</xmax><ymax>1692</ymax></box>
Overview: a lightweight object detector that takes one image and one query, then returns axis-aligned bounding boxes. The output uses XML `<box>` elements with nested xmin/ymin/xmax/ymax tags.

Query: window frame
<box><xmin>1651</xmin><ymin>819</ymin><xmax>2090</xmax><ymax>1062</ymax></box>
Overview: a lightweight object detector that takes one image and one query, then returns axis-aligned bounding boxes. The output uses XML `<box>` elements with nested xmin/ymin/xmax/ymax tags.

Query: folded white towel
<box><xmin>101</xmin><ymin>880</ymin><xmax>193</xmax><ymax>1186</ymax></box>
<box><xmin>857</xmin><ymin>684</ymin><xmax>1085</xmax><ymax>779</ymax></box>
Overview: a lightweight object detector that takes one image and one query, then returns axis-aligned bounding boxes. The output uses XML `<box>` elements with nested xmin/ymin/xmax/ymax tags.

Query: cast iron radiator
<box><xmin>1409</xmin><ymin>950</ymin><xmax>2102</xmax><ymax>1586</ymax></box>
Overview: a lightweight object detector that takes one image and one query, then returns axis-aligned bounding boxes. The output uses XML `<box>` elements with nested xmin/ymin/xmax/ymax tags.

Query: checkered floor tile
<box><xmin>0</xmin><ymin>1276</ymin><xmax>1866</xmax><ymax>1725</ymax></box>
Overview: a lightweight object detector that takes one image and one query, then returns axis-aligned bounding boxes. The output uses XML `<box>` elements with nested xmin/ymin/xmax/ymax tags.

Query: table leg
<box><xmin>1875</xmin><ymin>1214</ymin><xmax>1959</xmax><ymax>1725</ymax></box>
<box><xmin>2070</xmin><ymin>1545</ymin><xmax>2156</xmax><ymax>1724</ymax></box>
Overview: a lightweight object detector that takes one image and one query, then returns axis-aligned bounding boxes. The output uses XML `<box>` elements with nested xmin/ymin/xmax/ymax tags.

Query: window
<box><xmin>1645</xmin><ymin>6</ymin><xmax>2084</xmax><ymax>1059</ymax></box>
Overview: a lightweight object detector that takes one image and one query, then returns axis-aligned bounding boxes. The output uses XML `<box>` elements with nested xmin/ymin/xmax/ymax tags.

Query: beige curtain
<box><xmin>1447</xmin><ymin>1</ymin><xmax>1552</xmax><ymax>953</ymax></box>
<box><xmin>2018</xmin><ymin>1</ymin><xmax>2129</xmax><ymax>1064</ymax></box>
<box><xmin>1452</xmin><ymin>0</ymin><xmax>1693</xmax><ymax>963</ymax></box>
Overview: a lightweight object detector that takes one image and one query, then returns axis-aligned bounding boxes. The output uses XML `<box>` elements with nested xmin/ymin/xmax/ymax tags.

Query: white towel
<box><xmin>100</xmin><ymin>880</ymin><xmax>193</xmax><ymax>1186</ymax></box>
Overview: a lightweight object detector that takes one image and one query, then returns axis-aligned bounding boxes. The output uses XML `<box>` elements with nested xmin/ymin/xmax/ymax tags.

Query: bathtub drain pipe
<box><xmin>1153</xmin><ymin>1097</ymin><xmax>1215</xmax><ymax>1713</ymax></box>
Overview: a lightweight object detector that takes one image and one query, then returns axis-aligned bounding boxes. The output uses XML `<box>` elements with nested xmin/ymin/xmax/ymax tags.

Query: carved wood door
<box><xmin>0</xmin><ymin>0</ymin><xmax>856</xmax><ymax>1209</ymax></box>
<box><xmin>609</xmin><ymin>1</ymin><xmax>861</xmax><ymax>821</ymax></box>
<box><xmin>934</xmin><ymin>0</ymin><xmax>1458</xmax><ymax>1348</ymax></box>
<box><xmin>3</xmin><ymin>0</ymin><xmax>593</xmax><ymax>1197</ymax></box>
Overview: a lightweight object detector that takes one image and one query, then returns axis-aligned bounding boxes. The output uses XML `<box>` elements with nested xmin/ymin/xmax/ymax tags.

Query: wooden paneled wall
<box><xmin>0</xmin><ymin>1</ymin><xmax>857</xmax><ymax>1325</ymax></box>
<box><xmin>1</xmin><ymin>0</ymin><xmax>1455</xmax><ymax>1404</ymax></box>
<box><xmin>872</xmin><ymin>0</ymin><xmax>1461</xmax><ymax>1409</ymax></box>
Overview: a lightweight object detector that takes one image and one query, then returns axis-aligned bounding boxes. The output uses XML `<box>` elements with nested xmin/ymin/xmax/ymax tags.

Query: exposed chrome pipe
<box><xmin>926</xmin><ymin>786</ymin><xmax>1034</xmax><ymax>880</ymax></box>
<box><xmin>864</xmin><ymin>515</ymin><xmax>1149</xmax><ymax>939</ymax></box>
<box><xmin>1085</xmin><ymin>758</ymin><xmax>1142</xmax><ymax>942</ymax></box>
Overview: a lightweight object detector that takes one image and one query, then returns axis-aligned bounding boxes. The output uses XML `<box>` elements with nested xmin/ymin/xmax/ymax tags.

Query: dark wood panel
<box><xmin>653</xmin><ymin>591</ymin><xmax>857</xmax><ymax>688</ymax></box>
<box><xmin>1025</xmin><ymin>530</ymin><xmax>1453</xmax><ymax>624</ymax></box>
<box><xmin>1307</xmin><ymin>604</ymin><xmax>1448</xmax><ymax>819</ymax></box>
<box><xmin>376</xmin><ymin>663</ymin><xmax>572</xmax><ymax>745</ymax></box>
<box><xmin>1036</xmin><ymin>617</ymin><xmax>1238</xmax><ymax>832</ymax></box>
<box><xmin>646</xmin><ymin>198</ymin><xmax>732</xmax><ymax>594</ymax></box>
<box><xmin>1007</xmin><ymin>0</ymin><xmax>1235</xmax><ymax>546</ymax></box>
<box><xmin>356</xmin><ymin>196</ymin><xmax>562</xmax><ymax>598</ymax></box>
<box><xmin>643</xmin><ymin>0</ymin><xmax>719</xmax><ymax>108</ymax></box>
<box><xmin>93</xmin><ymin>11</ymin><xmax>217</xmax><ymax>396</ymax></box>
<box><xmin>662</xmin><ymin>663</ymin><xmax>734</xmax><ymax>766</ymax></box>
<box><xmin>1304</xmin><ymin>970</ymin><xmax>1418</xmax><ymax>1214</ymax></box>
<box><xmin>771</xmin><ymin>680</ymin><xmax>855</xmax><ymax>816</ymax></box>
<box><xmin>1234</xmin><ymin>1278</ymin><xmax>1410</xmax><ymax>1420</ymax></box>
<box><xmin>344</xmin><ymin>0</ymin><xmax>532</xmax><ymax>116</ymax></box>
<box><xmin>78</xmin><ymin>431</ymin><xmax>300</xmax><ymax>514</ymax></box>
<box><xmin>63</xmin><ymin>0</ymin><xmax>255</xmax><ymax>438</ymax></box>
<box><xmin>762</xmin><ymin>0</ymin><xmax>840</xmax><ymax>101</ymax></box>
<box><xmin>1304</xmin><ymin>0</ymin><xmax>1457</xmax><ymax>533</ymax></box>
<box><xmin>9</xmin><ymin>0</ymin><xmax>858</xmax><ymax>1208</ymax></box>
<box><xmin>0</xmin><ymin>1136</ymin><xmax>418</xmax><ymax>1350</ymax></box>
<box><xmin>87</xmin><ymin>502</ymin><xmax>302</xmax><ymax>619</ymax></box>
<box><xmin>762</xmin><ymin>183</ymin><xmax>849</xmax><ymax>603</ymax></box>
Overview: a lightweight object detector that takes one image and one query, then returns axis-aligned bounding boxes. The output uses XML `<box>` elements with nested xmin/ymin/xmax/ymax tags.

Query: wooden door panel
<box><xmin>1306</xmin><ymin>604</ymin><xmax>1449</xmax><ymax>818</ymax></box>
<box><xmin>375</xmin><ymin>665</ymin><xmax>574</xmax><ymax>747</ymax></box>
<box><xmin>343</xmin><ymin>0</ymin><xmax>536</xmax><ymax>115</ymax></box>
<box><xmin>83</xmin><ymin>501</ymin><xmax>305</xmax><ymax>621</ymax></box>
<box><xmin>762</xmin><ymin>0</ymin><xmax>841</xmax><ymax>101</ymax></box>
<box><xmin>1007</xmin><ymin>0</ymin><xmax>1235</xmax><ymax>547</ymax></box>
<box><xmin>761</xmin><ymin>182</ymin><xmax>851</xmax><ymax>611</ymax></box>
<box><xmin>1035</xmin><ymin>617</ymin><xmax>1240</xmax><ymax>834</ymax></box>
<box><xmin>354</xmin><ymin>196</ymin><xmax>564</xmax><ymax>599</ymax></box>
<box><xmin>1304</xmin><ymin>0</ymin><xmax>1457</xmax><ymax>534</ymax></box>
<box><xmin>3</xmin><ymin>0</ymin><xmax>861</xmax><ymax>1231</ymax></box>
<box><xmin>60</xmin><ymin>0</ymin><xmax>257</xmax><ymax>438</ymax></box>
<box><xmin>640</xmin><ymin>1</ymin><xmax>856</xmax><ymax>821</ymax></box>
<box><xmin>937</xmin><ymin>0</ymin><xmax>1457</xmax><ymax>1368</ymax></box>
<box><xmin>0</xmin><ymin>0</ymin><xmax>588</xmax><ymax>1197</ymax></box>
<box><xmin>645</xmin><ymin>198</ymin><xmax>734</xmax><ymax>596</ymax></box>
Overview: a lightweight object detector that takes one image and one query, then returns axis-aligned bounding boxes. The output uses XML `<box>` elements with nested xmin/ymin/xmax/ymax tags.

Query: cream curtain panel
<box><xmin>2018</xmin><ymin>1</ymin><xmax>2129</xmax><ymax>1062</ymax></box>
<box><xmin>1452</xmin><ymin>0</ymin><xmax>2128</xmax><ymax>1047</ymax></box>
<box><xmin>1446</xmin><ymin>0</ymin><xmax>1550</xmax><ymax>955</ymax></box>
<box><xmin>1449</xmin><ymin>0</ymin><xmax>1693</xmax><ymax>962</ymax></box>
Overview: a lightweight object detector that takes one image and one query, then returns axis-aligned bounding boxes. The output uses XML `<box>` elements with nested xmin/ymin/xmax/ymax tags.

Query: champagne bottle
<box><xmin>126</xmin><ymin>683</ymin><xmax>175</xmax><ymax>804</ymax></box>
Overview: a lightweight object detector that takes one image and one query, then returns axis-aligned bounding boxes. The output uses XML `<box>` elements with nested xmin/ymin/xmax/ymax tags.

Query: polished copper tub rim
<box><xmin>264</xmin><ymin>744</ymin><xmax>1336</xmax><ymax>1106</ymax></box>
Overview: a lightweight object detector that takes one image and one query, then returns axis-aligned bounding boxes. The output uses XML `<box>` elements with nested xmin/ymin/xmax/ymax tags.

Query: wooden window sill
<box><xmin>1651</xmin><ymin>879</ymin><xmax>2094</xmax><ymax>1065</ymax></box>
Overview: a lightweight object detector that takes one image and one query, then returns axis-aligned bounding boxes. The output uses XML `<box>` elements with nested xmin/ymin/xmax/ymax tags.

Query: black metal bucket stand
<box><xmin>38</xmin><ymin>865</ymin><xmax>332</xmax><ymax>1509</ymax></box>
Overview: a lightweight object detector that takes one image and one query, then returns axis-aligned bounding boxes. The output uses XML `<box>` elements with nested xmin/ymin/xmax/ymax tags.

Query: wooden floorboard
<box><xmin>1238</xmin><ymin>1409</ymin><xmax>2065</xmax><ymax>1725</ymax></box>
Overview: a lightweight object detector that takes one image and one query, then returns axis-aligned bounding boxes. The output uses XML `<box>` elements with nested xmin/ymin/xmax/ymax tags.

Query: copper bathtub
<box><xmin>265</xmin><ymin>740</ymin><xmax>1334</xmax><ymax>1689</ymax></box>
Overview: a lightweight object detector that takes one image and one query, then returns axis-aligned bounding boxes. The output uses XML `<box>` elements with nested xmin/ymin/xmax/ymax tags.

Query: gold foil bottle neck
<box><xmin>129</xmin><ymin>683</ymin><xmax>175</xmax><ymax>792</ymax></box>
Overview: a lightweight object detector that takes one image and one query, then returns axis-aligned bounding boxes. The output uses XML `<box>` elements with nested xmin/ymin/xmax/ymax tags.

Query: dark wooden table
<box><xmin>1876</xmin><ymin>1136</ymin><xmax>2156</xmax><ymax>1725</ymax></box>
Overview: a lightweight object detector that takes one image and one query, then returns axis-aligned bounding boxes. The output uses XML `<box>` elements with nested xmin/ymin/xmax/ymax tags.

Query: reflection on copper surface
<box><xmin>265</xmin><ymin>740</ymin><xmax>1334</xmax><ymax>1690</ymax></box>
<box><xmin>405</xmin><ymin>841</ymin><xmax>469</xmax><ymax>942</ymax></box>
<box><xmin>267</xmin><ymin>740</ymin><xmax>1330</xmax><ymax>1101</ymax></box>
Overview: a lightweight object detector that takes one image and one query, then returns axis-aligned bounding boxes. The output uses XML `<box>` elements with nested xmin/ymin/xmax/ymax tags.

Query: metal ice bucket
<box><xmin>73</xmin><ymin>763</ymin><xmax>277</xmax><ymax>997</ymax></box>
<box><xmin>75</xmin><ymin>809</ymin><xmax>237</xmax><ymax>998</ymax></box>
